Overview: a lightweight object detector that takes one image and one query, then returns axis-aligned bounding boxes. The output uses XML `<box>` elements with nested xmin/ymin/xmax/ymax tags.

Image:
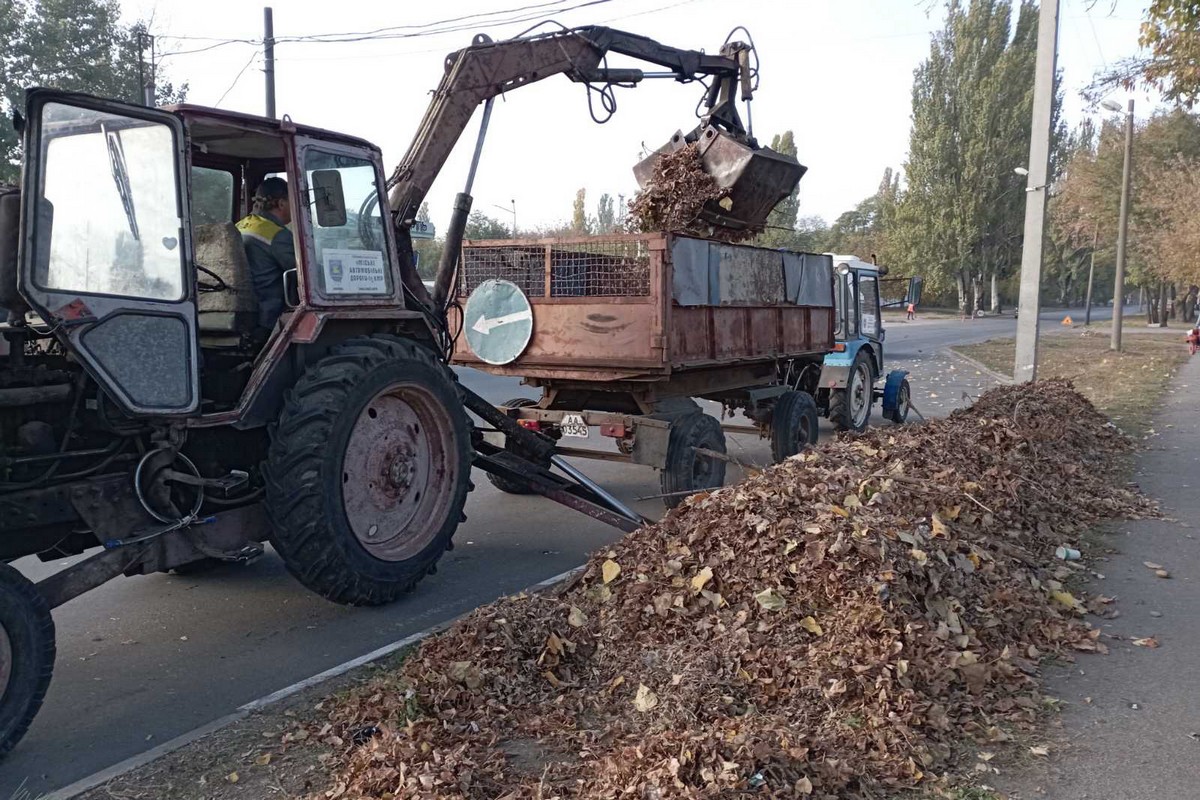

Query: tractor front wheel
<box><xmin>265</xmin><ymin>336</ymin><xmax>472</xmax><ymax>606</ymax></box>
<box><xmin>0</xmin><ymin>564</ymin><xmax>55</xmax><ymax>758</ymax></box>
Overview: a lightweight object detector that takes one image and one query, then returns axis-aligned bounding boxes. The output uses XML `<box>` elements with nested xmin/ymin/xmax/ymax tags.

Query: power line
<box><xmin>159</xmin><ymin>0</ymin><xmax>611</xmax><ymax>55</ymax></box>
<box><xmin>214</xmin><ymin>50</ymin><xmax>261</xmax><ymax>107</ymax></box>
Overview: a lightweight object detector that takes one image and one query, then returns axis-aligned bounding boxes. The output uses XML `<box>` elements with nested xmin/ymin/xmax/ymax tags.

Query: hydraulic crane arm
<box><xmin>386</xmin><ymin>25</ymin><xmax>753</xmax><ymax>227</ymax></box>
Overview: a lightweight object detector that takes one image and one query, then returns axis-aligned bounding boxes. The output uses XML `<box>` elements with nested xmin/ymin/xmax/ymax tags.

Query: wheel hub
<box><xmin>384</xmin><ymin>448</ymin><xmax>417</xmax><ymax>494</ymax></box>
<box><xmin>341</xmin><ymin>384</ymin><xmax>457</xmax><ymax>562</ymax></box>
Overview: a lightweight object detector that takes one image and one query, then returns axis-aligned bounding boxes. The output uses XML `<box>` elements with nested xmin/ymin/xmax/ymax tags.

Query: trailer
<box><xmin>450</xmin><ymin>233</ymin><xmax>837</xmax><ymax>506</ymax></box>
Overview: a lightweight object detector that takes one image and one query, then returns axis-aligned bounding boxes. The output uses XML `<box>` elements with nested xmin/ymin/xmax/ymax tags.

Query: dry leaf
<box><xmin>690</xmin><ymin>566</ymin><xmax>714</xmax><ymax>593</ymax></box>
<box><xmin>255</xmin><ymin>753</ymin><xmax>272</xmax><ymax>766</ymax></box>
<box><xmin>800</xmin><ymin>616</ymin><xmax>823</xmax><ymax>636</ymax></box>
<box><xmin>931</xmin><ymin>514</ymin><xmax>949</xmax><ymax>537</ymax></box>
<box><xmin>754</xmin><ymin>588</ymin><xmax>786</xmax><ymax>611</ymax></box>
<box><xmin>1051</xmin><ymin>590</ymin><xmax>1084</xmax><ymax>612</ymax></box>
<box><xmin>796</xmin><ymin>776</ymin><xmax>813</xmax><ymax>794</ymax></box>
<box><xmin>633</xmin><ymin>683</ymin><xmax>659</xmax><ymax>712</ymax></box>
<box><xmin>1131</xmin><ymin>637</ymin><xmax>1160</xmax><ymax>648</ymax></box>
<box><xmin>1143</xmin><ymin>561</ymin><xmax>1164</xmax><ymax>570</ymax></box>
<box><xmin>567</xmin><ymin>606</ymin><xmax>587</xmax><ymax>627</ymax></box>
<box><xmin>1029</xmin><ymin>746</ymin><xmax>1049</xmax><ymax>757</ymax></box>
<box><xmin>226</xmin><ymin>771</ymin><xmax>239</xmax><ymax>783</ymax></box>
<box><xmin>601</xmin><ymin>559</ymin><xmax>621</xmax><ymax>584</ymax></box>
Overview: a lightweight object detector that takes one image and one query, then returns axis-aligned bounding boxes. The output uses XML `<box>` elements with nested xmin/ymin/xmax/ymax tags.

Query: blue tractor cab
<box><xmin>814</xmin><ymin>255</ymin><xmax>915</xmax><ymax>432</ymax></box>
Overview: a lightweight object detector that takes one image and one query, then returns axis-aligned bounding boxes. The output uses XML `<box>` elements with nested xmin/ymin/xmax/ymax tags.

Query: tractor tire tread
<box><xmin>0</xmin><ymin>564</ymin><xmax>56</xmax><ymax>758</ymax></box>
<box><xmin>264</xmin><ymin>335</ymin><xmax>471</xmax><ymax>606</ymax></box>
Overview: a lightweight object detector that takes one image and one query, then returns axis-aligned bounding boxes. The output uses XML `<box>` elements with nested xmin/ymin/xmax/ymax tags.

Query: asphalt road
<box><xmin>1</xmin><ymin>307</ymin><xmax>1109</xmax><ymax>795</ymax></box>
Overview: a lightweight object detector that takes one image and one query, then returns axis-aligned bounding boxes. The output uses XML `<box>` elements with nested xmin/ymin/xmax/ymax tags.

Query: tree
<box><xmin>894</xmin><ymin>0</ymin><xmax>1041</xmax><ymax>315</ymax></box>
<box><xmin>412</xmin><ymin>201</ymin><xmax>443</xmax><ymax>278</ymax></box>
<box><xmin>464</xmin><ymin>210</ymin><xmax>510</xmax><ymax>240</ymax></box>
<box><xmin>570</xmin><ymin>187</ymin><xmax>590</xmax><ymax>234</ymax></box>
<box><xmin>755</xmin><ymin>131</ymin><xmax>802</xmax><ymax>249</ymax></box>
<box><xmin>1093</xmin><ymin>1</ymin><xmax>1200</xmax><ymax>107</ymax></box>
<box><xmin>825</xmin><ymin>168</ymin><xmax>901</xmax><ymax>263</ymax></box>
<box><xmin>0</xmin><ymin>0</ymin><xmax>187</xmax><ymax>182</ymax></box>
<box><xmin>595</xmin><ymin>193</ymin><xmax>616</xmax><ymax>233</ymax></box>
<box><xmin>1053</xmin><ymin>108</ymin><xmax>1200</xmax><ymax>321</ymax></box>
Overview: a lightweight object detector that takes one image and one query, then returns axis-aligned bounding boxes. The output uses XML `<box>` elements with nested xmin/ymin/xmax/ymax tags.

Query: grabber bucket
<box><xmin>633</xmin><ymin>126</ymin><xmax>806</xmax><ymax>234</ymax></box>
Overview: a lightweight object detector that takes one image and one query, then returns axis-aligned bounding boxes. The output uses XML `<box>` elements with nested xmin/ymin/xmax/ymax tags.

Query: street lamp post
<box><xmin>1102</xmin><ymin>98</ymin><xmax>1134</xmax><ymax>351</ymax></box>
<box><xmin>493</xmin><ymin>200</ymin><xmax>517</xmax><ymax>237</ymax></box>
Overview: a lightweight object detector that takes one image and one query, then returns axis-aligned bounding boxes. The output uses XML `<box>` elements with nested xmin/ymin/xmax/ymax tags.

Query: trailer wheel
<box><xmin>0</xmin><ymin>563</ymin><xmax>55</xmax><ymax>758</ymax></box>
<box><xmin>265</xmin><ymin>336</ymin><xmax>472</xmax><ymax>606</ymax></box>
<box><xmin>487</xmin><ymin>398</ymin><xmax>541</xmax><ymax>495</ymax></box>
<box><xmin>887</xmin><ymin>377</ymin><xmax>911</xmax><ymax>424</ymax></box>
<box><xmin>770</xmin><ymin>390</ymin><xmax>819</xmax><ymax>462</ymax></box>
<box><xmin>829</xmin><ymin>352</ymin><xmax>875</xmax><ymax>433</ymax></box>
<box><xmin>660</xmin><ymin>413</ymin><xmax>727</xmax><ymax>509</ymax></box>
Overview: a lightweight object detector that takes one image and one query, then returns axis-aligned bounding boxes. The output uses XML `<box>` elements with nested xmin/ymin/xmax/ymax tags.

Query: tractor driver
<box><xmin>237</xmin><ymin>177</ymin><xmax>296</xmax><ymax>345</ymax></box>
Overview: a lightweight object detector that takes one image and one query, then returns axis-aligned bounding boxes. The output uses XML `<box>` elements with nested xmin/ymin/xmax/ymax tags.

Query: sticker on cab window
<box><xmin>322</xmin><ymin>249</ymin><xmax>388</xmax><ymax>294</ymax></box>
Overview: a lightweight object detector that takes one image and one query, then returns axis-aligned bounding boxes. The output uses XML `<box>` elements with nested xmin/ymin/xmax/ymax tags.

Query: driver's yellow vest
<box><xmin>236</xmin><ymin>213</ymin><xmax>284</xmax><ymax>246</ymax></box>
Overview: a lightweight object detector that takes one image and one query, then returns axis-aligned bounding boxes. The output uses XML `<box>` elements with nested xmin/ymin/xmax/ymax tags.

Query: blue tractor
<box><xmin>782</xmin><ymin>256</ymin><xmax>919</xmax><ymax>433</ymax></box>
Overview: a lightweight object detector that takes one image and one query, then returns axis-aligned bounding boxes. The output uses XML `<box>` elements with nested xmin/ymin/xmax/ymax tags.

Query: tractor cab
<box><xmin>813</xmin><ymin>255</ymin><xmax>912</xmax><ymax>432</ymax></box>
<box><xmin>3</xmin><ymin>89</ymin><xmax>421</xmax><ymax>427</ymax></box>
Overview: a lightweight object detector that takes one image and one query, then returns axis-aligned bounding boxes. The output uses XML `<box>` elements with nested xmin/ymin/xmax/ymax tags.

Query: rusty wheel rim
<box><xmin>0</xmin><ymin>625</ymin><xmax>12</xmax><ymax>701</ymax></box>
<box><xmin>341</xmin><ymin>382</ymin><xmax>458</xmax><ymax>562</ymax></box>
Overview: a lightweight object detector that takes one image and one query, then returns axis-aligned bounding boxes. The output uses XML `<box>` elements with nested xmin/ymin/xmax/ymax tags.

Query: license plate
<box><xmin>560</xmin><ymin>414</ymin><xmax>589</xmax><ymax>438</ymax></box>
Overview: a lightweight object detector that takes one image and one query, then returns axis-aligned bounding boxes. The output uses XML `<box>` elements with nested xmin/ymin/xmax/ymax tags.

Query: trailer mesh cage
<box><xmin>460</xmin><ymin>238</ymin><xmax>652</xmax><ymax>298</ymax></box>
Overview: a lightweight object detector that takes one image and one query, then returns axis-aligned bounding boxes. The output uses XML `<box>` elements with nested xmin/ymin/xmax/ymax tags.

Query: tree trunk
<box><xmin>972</xmin><ymin>276</ymin><xmax>984</xmax><ymax>317</ymax></box>
<box><xmin>1159</xmin><ymin>282</ymin><xmax>1170</xmax><ymax>327</ymax></box>
<box><xmin>1147</xmin><ymin>284</ymin><xmax>1159</xmax><ymax>325</ymax></box>
<box><xmin>990</xmin><ymin>271</ymin><xmax>1001</xmax><ymax>313</ymax></box>
<box><xmin>956</xmin><ymin>273</ymin><xmax>969</xmax><ymax>317</ymax></box>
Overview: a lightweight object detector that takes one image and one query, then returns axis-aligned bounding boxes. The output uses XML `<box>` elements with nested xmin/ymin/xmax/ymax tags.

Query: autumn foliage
<box><xmin>310</xmin><ymin>381</ymin><xmax>1150</xmax><ymax>799</ymax></box>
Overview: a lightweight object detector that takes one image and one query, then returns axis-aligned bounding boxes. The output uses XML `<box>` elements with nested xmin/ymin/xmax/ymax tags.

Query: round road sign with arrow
<box><xmin>463</xmin><ymin>279</ymin><xmax>534</xmax><ymax>365</ymax></box>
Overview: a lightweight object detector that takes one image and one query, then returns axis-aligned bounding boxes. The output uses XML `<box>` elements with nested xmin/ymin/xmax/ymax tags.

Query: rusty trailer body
<box><xmin>450</xmin><ymin>232</ymin><xmax>835</xmax><ymax>505</ymax></box>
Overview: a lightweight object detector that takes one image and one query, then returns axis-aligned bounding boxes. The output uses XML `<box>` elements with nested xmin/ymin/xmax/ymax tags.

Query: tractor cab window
<box><xmin>190</xmin><ymin>167</ymin><xmax>234</xmax><ymax>225</ymax></box>
<box><xmin>35</xmin><ymin>103</ymin><xmax>185</xmax><ymax>301</ymax></box>
<box><xmin>859</xmin><ymin>274</ymin><xmax>880</xmax><ymax>338</ymax></box>
<box><xmin>835</xmin><ymin>267</ymin><xmax>859</xmax><ymax>339</ymax></box>
<box><xmin>302</xmin><ymin>149</ymin><xmax>391</xmax><ymax>297</ymax></box>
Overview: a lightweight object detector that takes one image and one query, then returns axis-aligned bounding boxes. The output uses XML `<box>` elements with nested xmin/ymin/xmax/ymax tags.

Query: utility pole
<box><xmin>1110</xmin><ymin>98</ymin><xmax>1134</xmax><ymax>352</ymax></box>
<box><xmin>1084</xmin><ymin>225</ymin><xmax>1098</xmax><ymax>326</ymax></box>
<box><xmin>138</xmin><ymin>30</ymin><xmax>155</xmax><ymax>107</ymax></box>
<box><xmin>263</xmin><ymin>7</ymin><xmax>277</xmax><ymax>119</ymax></box>
<box><xmin>1013</xmin><ymin>0</ymin><xmax>1059</xmax><ymax>383</ymax></box>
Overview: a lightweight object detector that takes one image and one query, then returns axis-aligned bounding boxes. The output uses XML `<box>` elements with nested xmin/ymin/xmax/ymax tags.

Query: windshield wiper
<box><xmin>103</xmin><ymin>125</ymin><xmax>140</xmax><ymax>241</ymax></box>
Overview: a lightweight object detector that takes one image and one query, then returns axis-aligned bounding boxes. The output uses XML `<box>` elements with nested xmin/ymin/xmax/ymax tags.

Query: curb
<box><xmin>45</xmin><ymin>565</ymin><xmax>585</xmax><ymax>800</ymax></box>
<box><xmin>941</xmin><ymin>347</ymin><xmax>1015</xmax><ymax>385</ymax></box>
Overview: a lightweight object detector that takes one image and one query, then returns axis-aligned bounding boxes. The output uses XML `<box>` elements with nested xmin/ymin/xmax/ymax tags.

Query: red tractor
<box><xmin>0</xmin><ymin>26</ymin><xmax>799</xmax><ymax>754</ymax></box>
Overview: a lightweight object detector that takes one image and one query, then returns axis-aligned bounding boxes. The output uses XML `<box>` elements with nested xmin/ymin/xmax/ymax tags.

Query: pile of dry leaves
<box><xmin>628</xmin><ymin>144</ymin><xmax>752</xmax><ymax>243</ymax></box>
<box><xmin>312</xmin><ymin>380</ymin><xmax>1152</xmax><ymax>799</ymax></box>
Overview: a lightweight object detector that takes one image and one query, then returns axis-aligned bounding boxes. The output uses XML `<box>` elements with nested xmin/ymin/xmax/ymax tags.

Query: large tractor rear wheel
<box><xmin>265</xmin><ymin>336</ymin><xmax>472</xmax><ymax>606</ymax></box>
<box><xmin>0</xmin><ymin>564</ymin><xmax>55</xmax><ymax>758</ymax></box>
<box><xmin>829</xmin><ymin>351</ymin><xmax>875</xmax><ymax>433</ymax></box>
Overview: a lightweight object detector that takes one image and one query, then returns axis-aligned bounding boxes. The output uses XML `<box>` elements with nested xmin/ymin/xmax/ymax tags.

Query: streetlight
<box><xmin>1101</xmin><ymin>98</ymin><xmax>1134</xmax><ymax>351</ymax></box>
<box><xmin>492</xmin><ymin>199</ymin><xmax>517</xmax><ymax>237</ymax></box>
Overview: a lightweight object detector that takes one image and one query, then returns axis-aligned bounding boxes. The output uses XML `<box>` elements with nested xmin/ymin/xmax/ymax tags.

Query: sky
<box><xmin>122</xmin><ymin>0</ymin><xmax>1157</xmax><ymax>234</ymax></box>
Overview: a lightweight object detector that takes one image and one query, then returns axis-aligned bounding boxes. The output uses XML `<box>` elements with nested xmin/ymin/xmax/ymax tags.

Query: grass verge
<box><xmin>952</xmin><ymin>332</ymin><xmax>1188</xmax><ymax>436</ymax></box>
